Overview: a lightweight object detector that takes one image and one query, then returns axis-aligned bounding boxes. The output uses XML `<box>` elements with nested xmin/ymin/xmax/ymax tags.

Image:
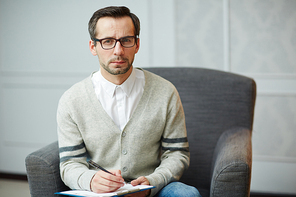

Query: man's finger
<box><xmin>131</xmin><ymin>176</ymin><xmax>149</xmax><ymax>186</ymax></box>
<box><xmin>91</xmin><ymin>170</ymin><xmax>124</xmax><ymax>193</ymax></box>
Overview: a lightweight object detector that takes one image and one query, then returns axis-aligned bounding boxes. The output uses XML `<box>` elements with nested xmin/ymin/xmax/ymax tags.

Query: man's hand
<box><xmin>90</xmin><ymin>170</ymin><xmax>125</xmax><ymax>193</ymax></box>
<box><xmin>125</xmin><ymin>176</ymin><xmax>151</xmax><ymax>197</ymax></box>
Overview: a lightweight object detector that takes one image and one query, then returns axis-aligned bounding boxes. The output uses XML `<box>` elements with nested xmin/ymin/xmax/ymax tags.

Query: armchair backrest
<box><xmin>145</xmin><ymin>67</ymin><xmax>256</xmax><ymax>193</ymax></box>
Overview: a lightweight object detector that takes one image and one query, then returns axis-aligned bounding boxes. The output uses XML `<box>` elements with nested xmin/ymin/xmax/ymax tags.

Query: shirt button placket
<box><xmin>121</xmin><ymin>131</ymin><xmax>128</xmax><ymax>175</ymax></box>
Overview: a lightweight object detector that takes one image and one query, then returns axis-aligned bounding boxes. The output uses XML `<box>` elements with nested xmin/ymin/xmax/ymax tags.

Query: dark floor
<box><xmin>251</xmin><ymin>193</ymin><xmax>296</xmax><ymax>197</ymax></box>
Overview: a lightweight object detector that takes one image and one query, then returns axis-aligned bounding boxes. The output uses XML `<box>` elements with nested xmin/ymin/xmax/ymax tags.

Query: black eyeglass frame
<box><xmin>93</xmin><ymin>36</ymin><xmax>138</xmax><ymax>50</ymax></box>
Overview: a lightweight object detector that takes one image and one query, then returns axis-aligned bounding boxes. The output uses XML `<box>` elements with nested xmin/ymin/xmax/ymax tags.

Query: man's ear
<box><xmin>135</xmin><ymin>38</ymin><xmax>140</xmax><ymax>54</ymax></box>
<box><xmin>89</xmin><ymin>39</ymin><xmax>97</xmax><ymax>56</ymax></box>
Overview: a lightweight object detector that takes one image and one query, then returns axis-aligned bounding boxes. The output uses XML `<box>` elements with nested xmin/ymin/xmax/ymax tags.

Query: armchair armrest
<box><xmin>25</xmin><ymin>141</ymin><xmax>69</xmax><ymax>197</ymax></box>
<box><xmin>210</xmin><ymin>127</ymin><xmax>252</xmax><ymax>197</ymax></box>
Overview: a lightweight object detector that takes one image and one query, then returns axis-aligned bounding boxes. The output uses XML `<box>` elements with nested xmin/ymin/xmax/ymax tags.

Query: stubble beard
<box><xmin>101</xmin><ymin>57</ymin><xmax>132</xmax><ymax>75</ymax></box>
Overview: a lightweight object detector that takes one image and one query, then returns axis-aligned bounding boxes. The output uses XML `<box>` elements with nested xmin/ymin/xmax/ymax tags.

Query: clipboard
<box><xmin>55</xmin><ymin>184</ymin><xmax>155</xmax><ymax>197</ymax></box>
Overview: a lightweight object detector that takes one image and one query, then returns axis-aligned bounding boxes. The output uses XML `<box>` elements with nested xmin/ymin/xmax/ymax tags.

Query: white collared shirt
<box><xmin>91</xmin><ymin>68</ymin><xmax>145</xmax><ymax>131</ymax></box>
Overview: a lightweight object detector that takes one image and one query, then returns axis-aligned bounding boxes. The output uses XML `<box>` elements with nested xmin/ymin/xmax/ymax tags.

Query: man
<box><xmin>57</xmin><ymin>6</ymin><xmax>201</xmax><ymax>197</ymax></box>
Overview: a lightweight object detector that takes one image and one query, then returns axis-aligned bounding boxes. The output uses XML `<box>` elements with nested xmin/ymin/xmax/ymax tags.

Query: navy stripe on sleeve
<box><xmin>59</xmin><ymin>142</ymin><xmax>85</xmax><ymax>153</ymax></box>
<box><xmin>162</xmin><ymin>137</ymin><xmax>188</xmax><ymax>143</ymax></box>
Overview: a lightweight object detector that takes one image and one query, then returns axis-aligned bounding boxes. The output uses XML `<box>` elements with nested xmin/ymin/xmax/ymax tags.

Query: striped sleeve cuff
<box><xmin>59</xmin><ymin>142</ymin><xmax>88</xmax><ymax>163</ymax></box>
<box><xmin>161</xmin><ymin>137</ymin><xmax>189</xmax><ymax>152</ymax></box>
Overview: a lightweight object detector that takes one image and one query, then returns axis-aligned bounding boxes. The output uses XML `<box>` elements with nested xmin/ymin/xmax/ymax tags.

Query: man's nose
<box><xmin>113</xmin><ymin>41</ymin><xmax>124</xmax><ymax>56</ymax></box>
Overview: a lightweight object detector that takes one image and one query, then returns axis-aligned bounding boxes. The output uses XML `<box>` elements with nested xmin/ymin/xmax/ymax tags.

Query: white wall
<box><xmin>0</xmin><ymin>0</ymin><xmax>174</xmax><ymax>173</ymax></box>
<box><xmin>176</xmin><ymin>0</ymin><xmax>296</xmax><ymax>194</ymax></box>
<box><xmin>1</xmin><ymin>0</ymin><xmax>296</xmax><ymax>195</ymax></box>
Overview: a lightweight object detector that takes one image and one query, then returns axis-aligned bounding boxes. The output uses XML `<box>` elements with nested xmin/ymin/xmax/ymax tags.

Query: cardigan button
<box><xmin>122</xmin><ymin>149</ymin><xmax>127</xmax><ymax>155</ymax></box>
<box><xmin>123</xmin><ymin>167</ymin><xmax>128</xmax><ymax>172</ymax></box>
<box><xmin>122</xmin><ymin>132</ymin><xmax>126</xmax><ymax>137</ymax></box>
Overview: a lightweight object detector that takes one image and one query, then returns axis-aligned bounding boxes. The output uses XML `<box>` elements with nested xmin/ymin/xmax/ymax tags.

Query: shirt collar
<box><xmin>98</xmin><ymin>68</ymin><xmax>136</xmax><ymax>98</ymax></box>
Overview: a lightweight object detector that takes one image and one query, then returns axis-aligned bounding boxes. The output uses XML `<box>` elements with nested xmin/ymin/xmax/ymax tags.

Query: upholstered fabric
<box><xmin>25</xmin><ymin>67</ymin><xmax>256</xmax><ymax>197</ymax></box>
<box><xmin>25</xmin><ymin>141</ymin><xmax>69</xmax><ymax>197</ymax></box>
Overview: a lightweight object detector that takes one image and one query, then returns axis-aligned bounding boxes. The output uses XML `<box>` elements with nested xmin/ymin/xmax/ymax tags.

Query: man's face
<box><xmin>90</xmin><ymin>16</ymin><xmax>139</xmax><ymax>76</ymax></box>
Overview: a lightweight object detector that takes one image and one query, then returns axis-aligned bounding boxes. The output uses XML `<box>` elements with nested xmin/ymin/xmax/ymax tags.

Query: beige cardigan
<box><xmin>57</xmin><ymin>69</ymin><xmax>190</xmax><ymax>196</ymax></box>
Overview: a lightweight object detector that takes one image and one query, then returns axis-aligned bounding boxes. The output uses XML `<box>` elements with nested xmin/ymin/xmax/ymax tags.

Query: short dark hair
<box><xmin>88</xmin><ymin>6</ymin><xmax>140</xmax><ymax>41</ymax></box>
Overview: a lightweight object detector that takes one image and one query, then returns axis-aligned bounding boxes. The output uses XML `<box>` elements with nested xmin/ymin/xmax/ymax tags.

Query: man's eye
<box><xmin>102</xmin><ymin>39</ymin><xmax>114</xmax><ymax>45</ymax></box>
<box><xmin>122</xmin><ymin>38</ymin><xmax>132</xmax><ymax>43</ymax></box>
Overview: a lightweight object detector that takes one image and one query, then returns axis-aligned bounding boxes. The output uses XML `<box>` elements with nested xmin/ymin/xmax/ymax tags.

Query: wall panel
<box><xmin>229</xmin><ymin>0</ymin><xmax>296</xmax><ymax>194</ymax></box>
<box><xmin>176</xmin><ymin>0</ymin><xmax>224</xmax><ymax>70</ymax></box>
<box><xmin>230</xmin><ymin>0</ymin><xmax>296</xmax><ymax>74</ymax></box>
<box><xmin>253</xmin><ymin>95</ymin><xmax>296</xmax><ymax>159</ymax></box>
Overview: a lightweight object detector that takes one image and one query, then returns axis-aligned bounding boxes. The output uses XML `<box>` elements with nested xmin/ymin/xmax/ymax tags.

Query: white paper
<box><xmin>56</xmin><ymin>184</ymin><xmax>154</xmax><ymax>197</ymax></box>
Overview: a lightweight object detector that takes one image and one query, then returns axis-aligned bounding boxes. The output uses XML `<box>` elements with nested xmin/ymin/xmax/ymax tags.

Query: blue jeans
<box><xmin>155</xmin><ymin>182</ymin><xmax>201</xmax><ymax>197</ymax></box>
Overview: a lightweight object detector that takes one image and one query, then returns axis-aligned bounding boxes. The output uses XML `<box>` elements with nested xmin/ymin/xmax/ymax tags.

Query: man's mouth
<box><xmin>111</xmin><ymin>60</ymin><xmax>126</xmax><ymax>64</ymax></box>
<box><xmin>109</xmin><ymin>57</ymin><xmax>128</xmax><ymax>65</ymax></box>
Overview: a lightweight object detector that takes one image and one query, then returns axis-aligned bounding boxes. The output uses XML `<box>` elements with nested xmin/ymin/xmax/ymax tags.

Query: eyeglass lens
<box><xmin>100</xmin><ymin>36</ymin><xmax>136</xmax><ymax>49</ymax></box>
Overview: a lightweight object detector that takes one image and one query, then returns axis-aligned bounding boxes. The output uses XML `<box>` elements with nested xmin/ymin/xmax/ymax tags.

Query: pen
<box><xmin>88</xmin><ymin>159</ymin><xmax>113</xmax><ymax>175</ymax></box>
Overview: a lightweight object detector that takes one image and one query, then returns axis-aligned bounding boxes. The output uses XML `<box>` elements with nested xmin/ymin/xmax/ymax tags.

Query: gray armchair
<box><xmin>26</xmin><ymin>67</ymin><xmax>256</xmax><ymax>197</ymax></box>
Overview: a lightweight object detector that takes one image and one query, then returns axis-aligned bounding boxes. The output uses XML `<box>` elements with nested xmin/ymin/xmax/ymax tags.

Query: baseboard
<box><xmin>0</xmin><ymin>172</ymin><xmax>27</xmax><ymax>181</ymax></box>
<box><xmin>250</xmin><ymin>192</ymin><xmax>296</xmax><ymax>197</ymax></box>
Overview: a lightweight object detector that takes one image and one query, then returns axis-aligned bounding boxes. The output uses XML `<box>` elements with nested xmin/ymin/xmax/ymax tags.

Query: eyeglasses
<box><xmin>93</xmin><ymin>36</ymin><xmax>137</xmax><ymax>50</ymax></box>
